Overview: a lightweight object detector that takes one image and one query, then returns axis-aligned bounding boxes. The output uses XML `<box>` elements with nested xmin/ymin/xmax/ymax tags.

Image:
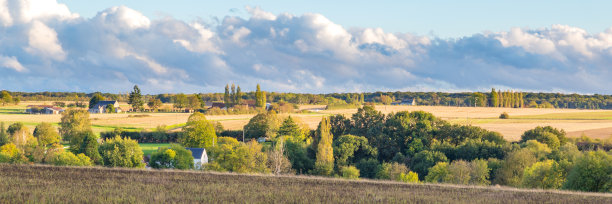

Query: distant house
<box><xmin>89</xmin><ymin>100</ymin><xmax>121</xmax><ymax>113</ymax></box>
<box><xmin>391</xmin><ymin>99</ymin><xmax>416</xmax><ymax>106</ymax></box>
<box><xmin>25</xmin><ymin>105</ymin><xmax>64</xmax><ymax>114</ymax></box>
<box><xmin>185</xmin><ymin>148</ymin><xmax>208</xmax><ymax>169</ymax></box>
<box><xmin>210</xmin><ymin>102</ymin><xmax>226</xmax><ymax>110</ymax></box>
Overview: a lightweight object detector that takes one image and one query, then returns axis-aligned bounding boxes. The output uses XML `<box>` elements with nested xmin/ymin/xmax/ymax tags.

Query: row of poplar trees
<box><xmin>490</xmin><ymin>88</ymin><xmax>524</xmax><ymax>108</ymax></box>
<box><xmin>223</xmin><ymin>84</ymin><xmax>267</xmax><ymax>109</ymax></box>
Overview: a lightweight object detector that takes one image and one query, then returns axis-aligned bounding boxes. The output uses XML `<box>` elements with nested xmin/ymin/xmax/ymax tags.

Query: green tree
<box><xmin>355</xmin><ymin>158</ymin><xmax>380</xmax><ymax>179</ymax></box>
<box><xmin>522</xmin><ymin>160</ymin><xmax>565</xmax><ymax>189</ymax></box>
<box><xmin>105</xmin><ymin>104</ymin><xmax>115</xmax><ymax>113</ymax></box>
<box><xmin>147</xmin><ymin>98</ymin><xmax>162</xmax><ymax>111</ymax></box>
<box><xmin>76</xmin><ymin>131</ymin><xmax>103</xmax><ymax>165</ymax></box>
<box><xmin>236</xmin><ymin>85</ymin><xmax>243</xmax><ymax>105</ymax></box>
<box><xmin>333</xmin><ymin>134</ymin><xmax>377</xmax><ymax>167</ymax></box>
<box><xmin>128</xmin><ymin>85</ymin><xmax>144</xmax><ymax>111</ymax></box>
<box><xmin>59</xmin><ymin>109</ymin><xmax>92</xmax><ymax>142</ymax></box>
<box><xmin>206</xmin><ymin>137</ymin><xmax>269</xmax><ymax>173</ymax></box>
<box><xmin>224</xmin><ymin>84</ymin><xmax>230</xmax><ymax>106</ymax></box>
<box><xmin>33</xmin><ymin>122</ymin><xmax>60</xmax><ymax>147</ymax></box>
<box><xmin>313</xmin><ymin>117</ymin><xmax>334</xmax><ymax>176</ymax></box>
<box><xmin>425</xmin><ymin>162</ymin><xmax>451</xmax><ymax>183</ymax></box>
<box><xmin>0</xmin><ymin>90</ymin><xmax>13</xmax><ymax>106</ymax></box>
<box><xmin>99</xmin><ymin>136</ymin><xmax>144</xmax><ymax>168</ymax></box>
<box><xmin>490</xmin><ymin>88</ymin><xmax>498</xmax><ymax>107</ymax></box>
<box><xmin>278</xmin><ymin>116</ymin><xmax>306</xmax><ymax>140</ymax></box>
<box><xmin>376</xmin><ymin>162</ymin><xmax>409</xmax><ymax>181</ymax></box>
<box><xmin>340</xmin><ymin>165</ymin><xmax>360</xmax><ymax>179</ymax></box>
<box><xmin>255</xmin><ymin>84</ymin><xmax>266</xmax><ymax>108</ymax></box>
<box><xmin>7</xmin><ymin>122</ymin><xmax>34</xmax><ymax>147</ymax></box>
<box><xmin>180</xmin><ymin>112</ymin><xmax>217</xmax><ymax>148</ymax></box>
<box><xmin>150</xmin><ymin>144</ymin><xmax>195</xmax><ymax>170</ymax></box>
<box><xmin>230</xmin><ymin>84</ymin><xmax>236</xmax><ymax>106</ymax></box>
<box><xmin>494</xmin><ymin>149</ymin><xmax>537</xmax><ymax>186</ymax></box>
<box><xmin>51</xmin><ymin>152</ymin><xmax>92</xmax><ymax>166</ymax></box>
<box><xmin>174</xmin><ymin>93</ymin><xmax>188</xmax><ymax>109</ymax></box>
<box><xmin>244</xmin><ymin>111</ymin><xmax>281</xmax><ymax>139</ymax></box>
<box><xmin>563</xmin><ymin>150</ymin><xmax>612</xmax><ymax>192</ymax></box>
<box><xmin>410</xmin><ymin>150</ymin><xmax>448</xmax><ymax>180</ymax></box>
<box><xmin>520</xmin><ymin>126</ymin><xmax>568</xmax><ymax>149</ymax></box>
<box><xmin>0</xmin><ymin>122</ymin><xmax>8</xmax><ymax>146</ymax></box>
<box><xmin>267</xmin><ymin>139</ymin><xmax>293</xmax><ymax>175</ymax></box>
<box><xmin>88</xmin><ymin>93</ymin><xmax>105</xmax><ymax>109</ymax></box>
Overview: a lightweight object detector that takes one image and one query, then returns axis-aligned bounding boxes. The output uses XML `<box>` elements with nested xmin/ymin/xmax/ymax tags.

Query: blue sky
<box><xmin>57</xmin><ymin>0</ymin><xmax>611</xmax><ymax>38</ymax></box>
<box><xmin>2</xmin><ymin>0</ymin><xmax>612</xmax><ymax>94</ymax></box>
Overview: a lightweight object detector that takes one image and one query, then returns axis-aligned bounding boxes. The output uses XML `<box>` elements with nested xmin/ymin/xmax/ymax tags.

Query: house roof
<box><xmin>185</xmin><ymin>148</ymin><xmax>206</xmax><ymax>159</ymax></box>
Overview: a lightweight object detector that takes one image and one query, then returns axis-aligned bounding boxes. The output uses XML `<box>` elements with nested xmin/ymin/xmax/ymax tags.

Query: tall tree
<box><xmin>236</xmin><ymin>85</ymin><xmax>243</xmax><ymax>105</ymax></box>
<box><xmin>180</xmin><ymin>112</ymin><xmax>217</xmax><ymax>148</ymax></box>
<box><xmin>490</xmin><ymin>88</ymin><xmax>498</xmax><ymax>107</ymax></box>
<box><xmin>147</xmin><ymin>98</ymin><xmax>162</xmax><ymax>111</ymax></box>
<box><xmin>0</xmin><ymin>90</ymin><xmax>12</xmax><ymax>106</ymax></box>
<box><xmin>255</xmin><ymin>84</ymin><xmax>266</xmax><ymax>108</ymax></box>
<box><xmin>88</xmin><ymin>93</ymin><xmax>105</xmax><ymax>109</ymax></box>
<box><xmin>230</xmin><ymin>83</ymin><xmax>236</xmax><ymax>106</ymax></box>
<box><xmin>224</xmin><ymin>84</ymin><xmax>230</xmax><ymax>106</ymax></box>
<box><xmin>33</xmin><ymin>122</ymin><xmax>61</xmax><ymax>147</ymax></box>
<box><xmin>59</xmin><ymin>109</ymin><xmax>92</xmax><ymax>143</ymax></box>
<box><xmin>313</xmin><ymin>117</ymin><xmax>334</xmax><ymax>176</ymax></box>
<box><xmin>0</xmin><ymin>122</ymin><xmax>8</xmax><ymax>146</ymax></box>
<box><xmin>498</xmin><ymin>91</ymin><xmax>503</xmax><ymax>107</ymax></box>
<box><xmin>128</xmin><ymin>85</ymin><xmax>144</xmax><ymax>112</ymax></box>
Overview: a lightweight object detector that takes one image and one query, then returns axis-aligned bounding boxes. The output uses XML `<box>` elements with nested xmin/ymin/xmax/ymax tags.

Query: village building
<box><xmin>185</xmin><ymin>148</ymin><xmax>208</xmax><ymax>170</ymax></box>
<box><xmin>25</xmin><ymin>105</ymin><xmax>65</xmax><ymax>114</ymax></box>
<box><xmin>88</xmin><ymin>100</ymin><xmax>122</xmax><ymax>113</ymax></box>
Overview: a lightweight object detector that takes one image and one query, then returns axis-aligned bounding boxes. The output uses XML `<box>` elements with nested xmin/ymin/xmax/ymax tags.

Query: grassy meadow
<box><xmin>0</xmin><ymin>164</ymin><xmax>610</xmax><ymax>203</ymax></box>
<box><xmin>2</xmin><ymin>102</ymin><xmax>612</xmax><ymax>141</ymax></box>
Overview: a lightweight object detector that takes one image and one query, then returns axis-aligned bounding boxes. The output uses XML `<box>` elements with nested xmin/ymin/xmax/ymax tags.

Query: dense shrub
<box><xmin>499</xmin><ymin>112</ymin><xmax>509</xmax><ymax>119</ymax></box>
<box><xmin>99</xmin><ymin>136</ymin><xmax>145</xmax><ymax>168</ymax></box>
<box><xmin>563</xmin><ymin>150</ymin><xmax>612</xmax><ymax>192</ymax></box>
<box><xmin>340</xmin><ymin>166</ymin><xmax>360</xmax><ymax>179</ymax></box>
<box><xmin>150</xmin><ymin>144</ymin><xmax>194</xmax><ymax>170</ymax></box>
<box><xmin>52</xmin><ymin>152</ymin><xmax>92</xmax><ymax>166</ymax></box>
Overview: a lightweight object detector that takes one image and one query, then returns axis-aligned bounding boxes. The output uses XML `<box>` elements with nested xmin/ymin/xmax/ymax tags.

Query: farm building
<box><xmin>185</xmin><ymin>148</ymin><xmax>208</xmax><ymax>169</ymax></box>
<box><xmin>25</xmin><ymin>105</ymin><xmax>64</xmax><ymax>114</ymax></box>
<box><xmin>89</xmin><ymin>100</ymin><xmax>121</xmax><ymax>113</ymax></box>
<box><xmin>391</xmin><ymin>99</ymin><xmax>416</xmax><ymax>106</ymax></box>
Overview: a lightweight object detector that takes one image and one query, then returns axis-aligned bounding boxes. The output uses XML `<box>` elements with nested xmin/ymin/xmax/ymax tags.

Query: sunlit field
<box><xmin>2</xmin><ymin>102</ymin><xmax>612</xmax><ymax>141</ymax></box>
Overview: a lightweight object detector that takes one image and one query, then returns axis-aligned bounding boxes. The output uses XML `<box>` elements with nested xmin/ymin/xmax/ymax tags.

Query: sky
<box><xmin>2</xmin><ymin>0</ymin><xmax>612</xmax><ymax>94</ymax></box>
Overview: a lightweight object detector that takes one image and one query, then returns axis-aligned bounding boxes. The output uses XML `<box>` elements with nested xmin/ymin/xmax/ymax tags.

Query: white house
<box><xmin>185</xmin><ymin>148</ymin><xmax>208</xmax><ymax>169</ymax></box>
<box><xmin>88</xmin><ymin>100</ymin><xmax>121</xmax><ymax>113</ymax></box>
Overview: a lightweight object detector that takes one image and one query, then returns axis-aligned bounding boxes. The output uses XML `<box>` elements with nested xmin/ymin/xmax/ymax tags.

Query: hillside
<box><xmin>0</xmin><ymin>164</ymin><xmax>609</xmax><ymax>203</ymax></box>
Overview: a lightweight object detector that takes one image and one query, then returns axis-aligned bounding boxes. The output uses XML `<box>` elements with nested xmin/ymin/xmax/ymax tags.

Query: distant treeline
<box><xmin>5</xmin><ymin>90</ymin><xmax>612</xmax><ymax>110</ymax></box>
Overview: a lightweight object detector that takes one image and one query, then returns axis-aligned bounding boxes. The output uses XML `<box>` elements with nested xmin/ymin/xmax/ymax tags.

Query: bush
<box><xmin>150</xmin><ymin>144</ymin><xmax>194</xmax><ymax>170</ymax></box>
<box><xmin>499</xmin><ymin>112</ymin><xmax>509</xmax><ymax>119</ymax></box>
<box><xmin>522</xmin><ymin>160</ymin><xmax>565</xmax><ymax>189</ymax></box>
<box><xmin>399</xmin><ymin>171</ymin><xmax>420</xmax><ymax>183</ymax></box>
<box><xmin>376</xmin><ymin>162</ymin><xmax>409</xmax><ymax>181</ymax></box>
<box><xmin>563</xmin><ymin>150</ymin><xmax>612</xmax><ymax>192</ymax></box>
<box><xmin>52</xmin><ymin>152</ymin><xmax>92</xmax><ymax>166</ymax></box>
<box><xmin>99</xmin><ymin>136</ymin><xmax>145</xmax><ymax>168</ymax></box>
<box><xmin>340</xmin><ymin>166</ymin><xmax>360</xmax><ymax>179</ymax></box>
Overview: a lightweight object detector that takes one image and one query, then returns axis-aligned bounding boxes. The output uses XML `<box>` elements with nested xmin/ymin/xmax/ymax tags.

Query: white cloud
<box><xmin>25</xmin><ymin>21</ymin><xmax>65</xmax><ymax>61</ymax></box>
<box><xmin>0</xmin><ymin>55</ymin><xmax>26</xmax><ymax>72</ymax></box>
<box><xmin>2</xmin><ymin>5</ymin><xmax>612</xmax><ymax>94</ymax></box>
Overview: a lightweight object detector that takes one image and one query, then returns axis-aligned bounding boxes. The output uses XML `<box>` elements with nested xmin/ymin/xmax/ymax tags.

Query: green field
<box><xmin>140</xmin><ymin>143</ymin><xmax>171</xmax><ymax>156</ymax></box>
<box><xmin>0</xmin><ymin>164</ymin><xmax>610</xmax><ymax>203</ymax></box>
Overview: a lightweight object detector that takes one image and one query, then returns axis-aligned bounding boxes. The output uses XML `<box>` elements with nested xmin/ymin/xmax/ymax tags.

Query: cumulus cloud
<box><xmin>2</xmin><ymin>1</ymin><xmax>612</xmax><ymax>94</ymax></box>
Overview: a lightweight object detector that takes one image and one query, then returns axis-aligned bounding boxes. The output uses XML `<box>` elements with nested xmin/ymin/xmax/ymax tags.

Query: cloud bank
<box><xmin>1</xmin><ymin>1</ymin><xmax>612</xmax><ymax>94</ymax></box>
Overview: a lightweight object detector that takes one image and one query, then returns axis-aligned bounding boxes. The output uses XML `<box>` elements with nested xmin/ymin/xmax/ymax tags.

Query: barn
<box><xmin>185</xmin><ymin>148</ymin><xmax>208</xmax><ymax>169</ymax></box>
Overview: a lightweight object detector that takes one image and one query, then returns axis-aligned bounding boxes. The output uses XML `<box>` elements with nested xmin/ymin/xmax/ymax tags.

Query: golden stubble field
<box><xmin>2</xmin><ymin>102</ymin><xmax>612</xmax><ymax>141</ymax></box>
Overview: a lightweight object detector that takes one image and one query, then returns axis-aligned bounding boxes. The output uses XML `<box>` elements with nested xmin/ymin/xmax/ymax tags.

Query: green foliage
<box><xmin>522</xmin><ymin>160</ymin><xmax>565</xmax><ymax>189</ymax></box>
<box><xmin>329</xmin><ymin>114</ymin><xmax>352</xmax><ymax>139</ymax></box>
<box><xmin>425</xmin><ymin>162</ymin><xmax>451</xmax><ymax>183</ymax></box>
<box><xmin>75</xmin><ymin>131</ymin><xmax>103</xmax><ymax>165</ymax></box>
<box><xmin>88</xmin><ymin>93</ymin><xmax>105</xmax><ymax>109</ymax></box>
<box><xmin>244</xmin><ymin>111</ymin><xmax>281</xmax><ymax>139</ymax></box>
<box><xmin>59</xmin><ymin>109</ymin><xmax>92</xmax><ymax>142</ymax></box>
<box><xmin>0</xmin><ymin>90</ymin><xmax>13</xmax><ymax>106</ymax></box>
<box><xmin>267</xmin><ymin>139</ymin><xmax>293</xmax><ymax>175</ymax></box>
<box><xmin>490</xmin><ymin>88</ymin><xmax>499</xmax><ymax>107</ymax></box>
<box><xmin>284</xmin><ymin>138</ymin><xmax>314</xmax><ymax>174</ymax></box>
<box><xmin>520</xmin><ymin>126</ymin><xmax>568</xmax><ymax>149</ymax></box>
<box><xmin>207</xmin><ymin>137</ymin><xmax>269</xmax><ymax>173</ymax></box>
<box><xmin>128</xmin><ymin>85</ymin><xmax>144</xmax><ymax>111</ymax></box>
<box><xmin>355</xmin><ymin>158</ymin><xmax>380</xmax><ymax>179</ymax></box>
<box><xmin>313</xmin><ymin>117</ymin><xmax>334</xmax><ymax>176</ymax></box>
<box><xmin>105</xmin><ymin>104</ymin><xmax>115</xmax><ymax>113</ymax></box>
<box><xmin>0</xmin><ymin>143</ymin><xmax>25</xmax><ymax>163</ymax></box>
<box><xmin>499</xmin><ymin>112</ymin><xmax>509</xmax><ymax>119</ymax></box>
<box><xmin>278</xmin><ymin>116</ymin><xmax>307</xmax><ymax>140</ymax></box>
<box><xmin>399</xmin><ymin>171</ymin><xmax>420</xmax><ymax>183</ymax></box>
<box><xmin>33</xmin><ymin>122</ymin><xmax>60</xmax><ymax>147</ymax></box>
<box><xmin>410</xmin><ymin>150</ymin><xmax>448</xmax><ymax>180</ymax></box>
<box><xmin>150</xmin><ymin>144</ymin><xmax>194</xmax><ymax>170</ymax></box>
<box><xmin>147</xmin><ymin>98</ymin><xmax>163</xmax><ymax>111</ymax></box>
<box><xmin>340</xmin><ymin>166</ymin><xmax>360</xmax><ymax>179</ymax></box>
<box><xmin>0</xmin><ymin>122</ymin><xmax>8</xmax><ymax>146</ymax></box>
<box><xmin>376</xmin><ymin>162</ymin><xmax>409</xmax><ymax>181</ymax></box>
<box><xmin>522</xmin><ymin>140</ymin><xmax>552</xmax><ymax>160</ymax></box>
<box><xmin>255</xmin><ymin>84</ymin><xmax>266</xmax><ymax>108</ymax></box>
<box><xmin>7</xmin><ymin>122</ymin><xmax>34</xmax><ymax>147</ymax></box>
<box><xmin>52</xmin><ymin>152</ymin><xmax>92</xmax><ymax>166</ymax></box>
<box><xmin>425</xmin><ymin>159</ymin><xmax>490</xmax><ymax>185</ymax></box>
<box><xmin>494</xmin><ymin>149</ymin><xmax>537</xmax><ymax>186</ymax></box>
<box><xmin>99</xmin><ymin>136</ymin><xmax>145</xmax><ymax>168</ymax></box>
<box><xmin>563</xmin><ymin>150</ymin><xmax>612</xmax><ymax>192</ymax></box>
<box><xmin>333</xmin><ymin>134</ymin><xmax>377</xmax><ymax>167</ymax></box>
<box><xmin>180</xmin><ymin>112</ymin><xmax>217</xmax><ymax>148</ymax></box>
